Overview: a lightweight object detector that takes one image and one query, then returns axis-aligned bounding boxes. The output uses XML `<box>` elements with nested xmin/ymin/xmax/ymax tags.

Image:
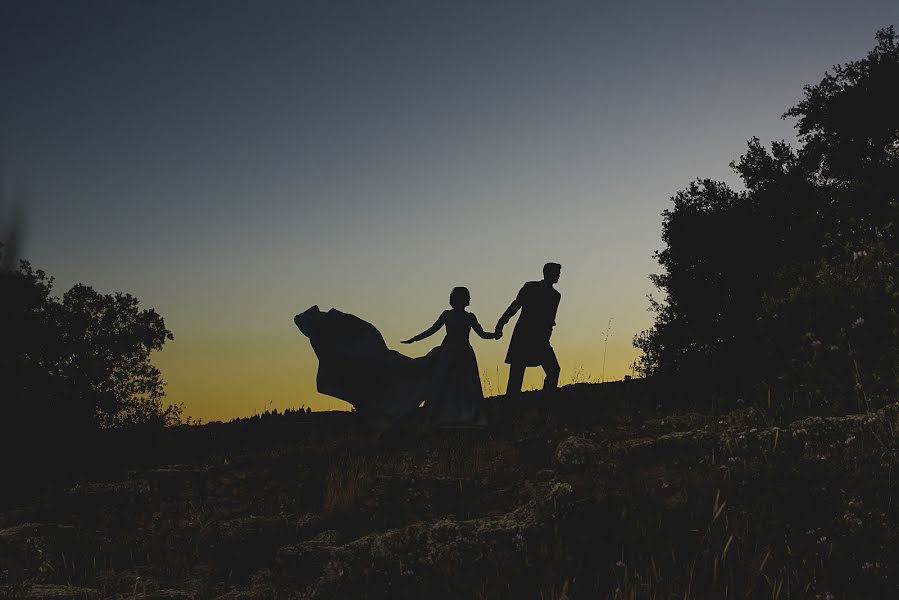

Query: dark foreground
<box><xmin>2</xmin><ymin>381</ymin><xmax>898</xmax><ymax>599</ymax></box>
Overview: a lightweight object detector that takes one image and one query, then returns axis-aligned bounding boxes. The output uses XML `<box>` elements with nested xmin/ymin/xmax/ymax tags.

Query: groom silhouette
<box><xmin>496</xmin><ymin>263</ymin><xmax>561</xmax><ymax>394</ymax></box>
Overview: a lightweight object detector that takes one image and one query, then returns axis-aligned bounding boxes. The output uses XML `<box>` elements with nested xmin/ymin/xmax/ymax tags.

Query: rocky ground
<box><xmin>2</xmin><ymin>381</ymin><xmax>899</xmax><ymax>599</ymax></box>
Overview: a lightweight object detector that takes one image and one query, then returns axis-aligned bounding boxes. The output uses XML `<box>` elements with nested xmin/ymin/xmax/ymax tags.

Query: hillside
<box><xmin>2</xmin><ymin>381</ymin><xmax>898</xmax><ymax>599</ymax></box>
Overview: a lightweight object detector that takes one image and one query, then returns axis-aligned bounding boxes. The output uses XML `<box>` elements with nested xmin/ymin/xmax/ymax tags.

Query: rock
<box><xmin>360</xmin><ymin>475</ymin><xmax>489</xmax><ymax>529</ymax></box>
<box><xmin>295</xmin><ymin>513</ymin><xmax>325</xmax><ymax>540</ymax></box>
<box><xmin>120</xmin><ymin>591</ymin><xmax>196</xmax><ymax>600</ymax></box>
<box><xmin>554</xmin><ymin>436</ymin><xmax>599</xmax><ymax>468</ymax></box>
<box><xmin>286</xmin><ymin>508</ymin><xmax>538</xmax><ymax>598</ymax></box>
<box><xmin>0</xmin><ymin>523</ymin><xmax>77</xmax><ymax>583</ymax></box>
<box><xmin>65</xmin><ymin>479</ymin><xmax>153</xmax><ymax>501</ymax></box>
<box><xmin>212</xmin><ymin>592</ymin><xmax>258</xmax><ymax>600</ymax></box>
<box><xmin>275</xmin><ymin>542</ymin><xmax>336</xmax><ymax>588</ymax></box>
<box><xmin>308</xmin><ymin>529</ymin><xmax>343</xmax><ymax>545</ymax></box>
<box><xmin>203</xmin><ymin>515</ymin><xmax>295</xmax><ymax>579</ymax></box>
<box><xmin>278</xmin><ymin>481</ymin><xmax>575</xmax><ymax>599</ymax></box>
<box><xmin>6</xmin><ymin>584</ymin><xmax>100</xmax><ymax>599</ymax></box>
<box><xmin>143</xmin><ymin>465</ymin><xmax>206</xmax><ymax>502</ymax></box>
<box><xmin>535</xmin><ymin>468</ymin><xmax>556</xmax><ymax>481</ymax></box>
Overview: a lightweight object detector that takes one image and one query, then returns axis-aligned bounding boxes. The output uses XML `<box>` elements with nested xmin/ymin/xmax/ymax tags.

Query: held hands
<box><xmin>493</xmin><ymin>326</ymin><xmax>504</xmax><ymax>340</ymax></box>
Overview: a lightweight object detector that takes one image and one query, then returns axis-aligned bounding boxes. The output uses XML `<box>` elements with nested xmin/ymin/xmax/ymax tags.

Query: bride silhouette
<box><xmin>294</xmin><ymin>287</ymin><xmax>496</xmax><ymax>430</ymax></box>
<box><xmin>402</xmin><ymin>287</ymin><xmax>497</xmax><ymax>427</ymax></box>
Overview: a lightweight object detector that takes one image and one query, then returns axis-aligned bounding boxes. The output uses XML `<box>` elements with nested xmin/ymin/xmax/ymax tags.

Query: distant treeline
<box><xmin>635</xmin><ymin>27</ymin><xmax>899</xmax><ymax>413</ymax></box>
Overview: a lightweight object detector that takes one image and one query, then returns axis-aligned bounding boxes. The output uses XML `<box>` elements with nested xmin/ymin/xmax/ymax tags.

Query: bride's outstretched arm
<box><xmin>401</xmin><ymin>312</ymin><xmax>445</xmax><ymax>344</ymax></box>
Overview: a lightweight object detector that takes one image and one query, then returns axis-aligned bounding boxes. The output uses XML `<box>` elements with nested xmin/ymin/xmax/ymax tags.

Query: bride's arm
<box><xmin>471</xmin><ymin>314</ymin><xmax>497</xmax><ymax>339</ymax></box>
<box><xmin>401</xmin><ymin>312</ymin><xmax>446</xmax><ymax>344</ymax></box>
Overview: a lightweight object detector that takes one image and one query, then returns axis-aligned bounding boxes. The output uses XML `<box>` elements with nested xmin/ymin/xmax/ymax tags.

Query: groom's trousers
<box><xmin>506</xmin><ymin>346</ymin><xmax>560</xmax><ymax>394</ymax></box>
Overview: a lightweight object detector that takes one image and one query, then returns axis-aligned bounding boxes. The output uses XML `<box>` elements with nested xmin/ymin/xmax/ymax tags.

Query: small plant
<box><xmin>601</xmin><ymin>318</ymin><xmax>613</xmax><ymax>383</ymax></box>
<box><xmin>322</xmin><ymin>455</ymin><xmax>373</xmax><ymax>517</ymax></box>
<box><xmin>566</xmin><ymin>364</ymin><xmax>592</xmax><ymax>385</ymax></box>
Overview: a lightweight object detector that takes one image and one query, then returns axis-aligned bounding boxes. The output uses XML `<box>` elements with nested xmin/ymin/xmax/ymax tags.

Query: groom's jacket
<box><xmin>499</xmin><ymin>281</ymin><xmax>560</xmax><ymax>366</ymax></box>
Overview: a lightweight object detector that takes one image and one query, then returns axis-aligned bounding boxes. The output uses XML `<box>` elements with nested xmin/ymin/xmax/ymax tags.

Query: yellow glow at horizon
<box><xmin>154</xmin><ymin>311</ymin><xmax>646</xmax><ymax>422</ymax></box>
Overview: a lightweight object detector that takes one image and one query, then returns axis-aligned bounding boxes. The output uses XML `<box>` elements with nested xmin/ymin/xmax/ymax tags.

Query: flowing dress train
<box><xmin>295</xmin><ymin>306</ymin><xmax>434</xmax><ymax>421</ymax></box>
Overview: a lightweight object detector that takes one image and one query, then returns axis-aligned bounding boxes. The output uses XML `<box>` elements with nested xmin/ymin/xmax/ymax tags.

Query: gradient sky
<box><xmin>2</xmin><ymin>1</ymin><xmax>897</xmax><ymax>421</ymax></box>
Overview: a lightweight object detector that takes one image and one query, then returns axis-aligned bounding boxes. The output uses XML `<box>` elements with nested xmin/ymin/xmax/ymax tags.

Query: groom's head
<box><xmin>543</xmin><ymin>262</ymin><xmax>561</xmax><ymax>284</ymax></box>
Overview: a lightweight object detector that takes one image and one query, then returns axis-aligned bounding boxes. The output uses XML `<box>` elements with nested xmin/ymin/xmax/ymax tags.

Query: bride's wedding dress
<box><xmin>295</xmin><ymin>305</ymin><xmax>433</xmax><ymax>421</ymax></box>
<box><xmin>295</xmin><ymin>305</ymin><xmax>486</xmax><ymax>428</ymax></box>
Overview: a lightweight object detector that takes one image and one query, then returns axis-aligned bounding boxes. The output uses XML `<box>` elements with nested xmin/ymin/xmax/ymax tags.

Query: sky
<box><xmin>2</xmin><ymin>1</ymin><xmax>897</xmax><ymax>421</ymax></box>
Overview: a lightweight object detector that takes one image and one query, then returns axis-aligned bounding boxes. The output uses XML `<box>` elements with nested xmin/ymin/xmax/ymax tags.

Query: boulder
<box><xmin>278</xmin><ymin>481</ymin><xmax>575</xmax><ymax>599</ymax></box>
<box><xmin>554</xmin><ymin>436</ymin><xmax>600</xmax><ymax>468</ymax></box>
<box><xmin>3</xmin><ymin>584</ymin><xmax>99</xmax><ymax>599</ymax></box>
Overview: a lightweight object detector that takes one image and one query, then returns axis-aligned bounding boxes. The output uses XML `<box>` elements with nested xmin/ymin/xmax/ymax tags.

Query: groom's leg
<box><xmin>542</xmin><ymin>347</ymin><xmax>560</xmax><ymax>390</ymax></box>
<box><xmin>507</xmin><ymin>364</ymin><xmax>525</xmax><ymax>395</ymax></box>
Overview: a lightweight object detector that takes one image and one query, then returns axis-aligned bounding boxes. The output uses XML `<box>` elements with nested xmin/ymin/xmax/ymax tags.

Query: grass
<box><xmin>432</xmin><ymin>433</ymin><xmax>488</xmax><ymax>480</ymax></box>
<box><xmin>322</xmin><ymin>455</ymin><xmax>375</xmax><ymax>518</ymax></box>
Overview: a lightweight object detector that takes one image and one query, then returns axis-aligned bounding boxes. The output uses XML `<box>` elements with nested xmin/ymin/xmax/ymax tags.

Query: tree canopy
<box><xmin>635</xmin><ymin>27</ymin><xmax>899</xmax><ymax>411</ymax></box>
<box><xmin>1</xmin><ymin>258</ymin><xmax>181</xmax><ymax>435</ymax></box>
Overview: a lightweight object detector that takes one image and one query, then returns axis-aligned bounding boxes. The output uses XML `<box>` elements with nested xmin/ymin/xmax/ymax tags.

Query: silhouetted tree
<box><xmin>1</xmin><ymin>259</ymin><xmax>180</xmax><ymax>435</ymax></box>
<box><xmin>635</xmin><ymin>27</ymin><xmax>899</xmax><ymax>411</ymax></box>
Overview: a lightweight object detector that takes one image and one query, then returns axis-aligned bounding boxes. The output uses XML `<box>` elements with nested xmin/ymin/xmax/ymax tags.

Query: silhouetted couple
<box><xmin>294</xmin><ymin>263</ymin><xmax>561</xmax><ymax>429</ymax></box>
